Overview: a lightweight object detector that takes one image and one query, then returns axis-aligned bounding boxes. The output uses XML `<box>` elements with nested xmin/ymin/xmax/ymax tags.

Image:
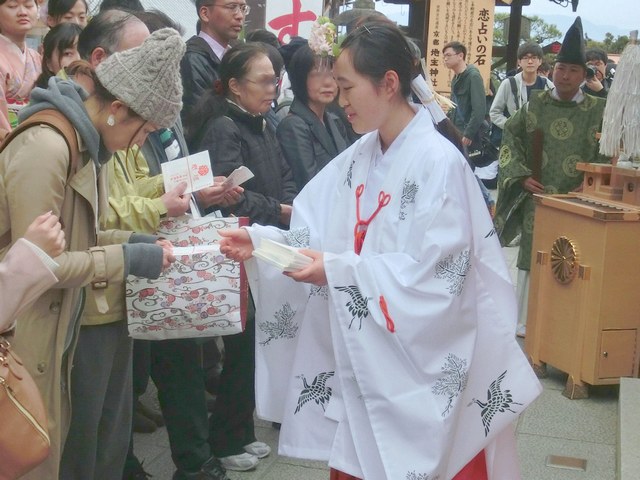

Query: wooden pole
<box><xmin>506</xmin><ymin>0</ymin><xmax>522</xmax><ymax>72</ymax></box>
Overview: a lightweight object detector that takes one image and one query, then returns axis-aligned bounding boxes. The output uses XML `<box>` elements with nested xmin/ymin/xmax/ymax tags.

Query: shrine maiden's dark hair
<box><xmin>340</xmin><ymin>20</ymin><xmax>466</xmax><ymax>158</ymax></box>
<box><xmin>339</xmin><ymin>20</ymin><xmax>414</xmax><ymax>99</ymax></box>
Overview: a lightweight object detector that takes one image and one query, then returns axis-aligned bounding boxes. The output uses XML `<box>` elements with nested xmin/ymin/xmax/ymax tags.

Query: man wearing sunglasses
<box><xmin>181</xmin><ymin>0</ymin><xmax>250</xmax><ymax>149</ymax></box>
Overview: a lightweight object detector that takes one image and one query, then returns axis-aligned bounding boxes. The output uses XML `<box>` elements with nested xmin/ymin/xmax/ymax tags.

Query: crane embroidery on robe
<box><xmin>485</xmin><ymin>227</ymin><xmax>497</xmax><ymax>238</ymax></box>
<box><xmin>258</xmin><ymin>302</ymin><xmax>299</xmax><ymax>346</ymax></box>
<box><xmin>345</xmin><ymin>158</ymin><xmax>356</xmax><ymax>188</ymax></box>
<box><xmin>294</xmin><ymin>371</ymin><xmax>335</xmax><ymax>414</ymax></box>
<box><xmin>309</xmin><ymin>285</ymin><xmax>328</xmax><ymax>299</ymax></box>
<box><xmin>283</xmin><ymin>226</ymin><xmax>310</xmax><ymax>248</ymax></box>
<box><xmin>406</xmin><ymin>472</ymin><xmax>440</xmax><ymax>480</ymax></box>
<box><xmin>334</xmin><ymin>285</ymin><xmax>370</xmax><ymax>330</ymax></box>
<box><xmin>469</xmin><ymin>370</ymin><xmax>523</xmax><ymax>436</ymax></box>
<box><xmin>399</xmin><ymin>179</ymin><xmax>419</xmax><ymax>220</ymax></box>
<box><xmin>431</xmin><ymin>354</ymin><xmax>469</xmax><ymax>417</ymax></box>
<box><xmin>434</xmin><ymin>249</ymin><xmax>471</xmax><ymax>296</ymax></box>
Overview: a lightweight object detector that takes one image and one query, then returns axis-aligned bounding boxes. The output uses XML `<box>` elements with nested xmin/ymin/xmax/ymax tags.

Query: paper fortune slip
<box><xmin>172</xmin><ymin>244</ymin><xmax>221</xmax><ymax>257</ymax></box>
<box><xmin>222</xmin><ymin>166</ymin><xmax>254</xmax><ymax>188</ymax></box>
<box><xmin>161</xmin><ymin>150</ymin><xmax>214</xmax><ymax>194</ymax></box>
<box><xmin>252</xmin><ymin>238</ymin><xmax>312</xmax><ymax>272</ymax></box>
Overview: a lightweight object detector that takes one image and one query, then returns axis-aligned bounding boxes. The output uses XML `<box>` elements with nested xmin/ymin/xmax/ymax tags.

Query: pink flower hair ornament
<box><xmin>308</xmin><ymin>16</ymin><xmax>341</xmax><ymax>69</ymax></box>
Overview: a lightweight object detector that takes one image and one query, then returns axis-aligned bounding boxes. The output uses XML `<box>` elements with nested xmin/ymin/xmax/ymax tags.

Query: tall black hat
<box><xmin>556</xmin><ymin>17</ymin><xmax>587</xmax><ymax>68</ymax></box>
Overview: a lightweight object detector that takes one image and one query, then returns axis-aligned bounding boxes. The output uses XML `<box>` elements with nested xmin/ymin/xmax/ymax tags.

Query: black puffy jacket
<box><xmin>180</xmin><ymin>36</ymin><xmax>221</xmax><ymax>148</ymax></box>
<box><xmin>194</xmin><ymin>101</ymin><xmax>298</xmax><ymax>228</ymax></box>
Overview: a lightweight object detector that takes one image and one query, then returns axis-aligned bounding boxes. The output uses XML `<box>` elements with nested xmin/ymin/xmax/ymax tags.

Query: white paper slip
<box><xmin>172</xmin><ymin>245</ymin><xmax>221</xmax><ymax>257</ymax></box>
<box><xmin>162</xmin><ymin>150</ymin><xmax>214</xmax><ymax>194</ymax></box>
<box><xmin>252</xmin><ymin>238</ymin><xmax>312</xmax><ymax>272</ymax></box>
<box><xmin>222</xmin><ymin>166</ymin><xmax>254</xmax><ymax>188</ymax></box>
<box><xmin>189</xmin><ymin>196</ymin><xmax>202</xmax><ymax>219</ymax></box>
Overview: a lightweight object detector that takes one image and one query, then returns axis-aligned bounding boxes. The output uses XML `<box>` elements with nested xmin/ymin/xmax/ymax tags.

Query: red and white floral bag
<box><xmin>126</xmin><ymin>215</ymin><xmax>248</xmax><ymax>340</ymax></box>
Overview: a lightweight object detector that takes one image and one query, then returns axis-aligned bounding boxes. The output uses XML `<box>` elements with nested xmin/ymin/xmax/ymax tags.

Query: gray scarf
<box><xmin>19</xmin><ymin>77</ymin><xmax>110</xmax><ymax>167</ymax></box>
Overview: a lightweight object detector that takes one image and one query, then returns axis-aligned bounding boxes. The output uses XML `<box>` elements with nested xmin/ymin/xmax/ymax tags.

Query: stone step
<box><xmin>618</xmin><ymin>377</ymin><xmax>640</xmax><ymax>479</ymax></box>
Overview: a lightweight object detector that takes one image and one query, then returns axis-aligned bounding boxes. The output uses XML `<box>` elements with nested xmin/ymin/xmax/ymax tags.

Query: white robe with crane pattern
<box><xmin>244</xmin><ymin>106</ymin><xmax>542</xmax><ymax>480</ymax></box>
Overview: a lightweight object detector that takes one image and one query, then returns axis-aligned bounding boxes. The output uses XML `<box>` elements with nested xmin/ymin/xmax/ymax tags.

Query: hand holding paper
<box><xmin>161</xmin><ymin>182</ymin><xmax>190</xmax><ymax>217</ymax></box>
<box><xmin>162</xmin><ymin>151</ymin><xmax>214</xmax><ymax>194</ymax></box>
<box><xmin>222</xmin><ymin>166</ymin><xmax>254</xmax><ymax>188</ymax></box>
<box><xmin>252</xmin><ymin>238</ymin><xmax>313</xmax><ymax>272</ymax></box>
<box><xmin>219</xmin><ymin>228</ymin><xmax>254</xmax><ymax>262</ymax></box>
<box><xmin>195</xmin><ymin>175</ymin><xmax>244</xmax><ymax>209</ymax></box>
<box><xmin>284</xmin><ymin>248</ymin><xmax>327</xmax><ymax>286</ymax></box>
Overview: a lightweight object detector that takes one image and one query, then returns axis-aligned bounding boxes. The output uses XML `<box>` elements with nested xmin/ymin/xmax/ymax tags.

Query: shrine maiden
<box><xmin>220</xmin><ymin>22</ymin><xmax>542</xmax><ymax>480</ymax></box>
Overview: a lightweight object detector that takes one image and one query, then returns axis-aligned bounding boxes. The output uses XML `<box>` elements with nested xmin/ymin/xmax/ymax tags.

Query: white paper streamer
<box><xmin>411</xmin><ymin>75</ymin><xmax>447</xmax><ymax>123</ymax></box>
<box><xmin>599</xmin><ymin>31</ymin><xmax>640</xmax><ymax>158</ymax></box>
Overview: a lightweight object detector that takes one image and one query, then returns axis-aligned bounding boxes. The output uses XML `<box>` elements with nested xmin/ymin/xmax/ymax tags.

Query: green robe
<box><xmin>494</xmin><ymin>90</ymin><xmax>608</xmax><ymax>271</ymax></box>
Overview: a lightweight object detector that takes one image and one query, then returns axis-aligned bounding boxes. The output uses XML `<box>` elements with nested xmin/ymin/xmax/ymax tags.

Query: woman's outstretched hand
<box><xmin>219</xmin><ymin>229</ymin><xmax>254</xmax><ymax>262</ymax></box>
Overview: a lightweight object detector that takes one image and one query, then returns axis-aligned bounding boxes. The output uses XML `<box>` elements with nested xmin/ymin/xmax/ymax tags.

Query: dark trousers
<box><xmin>61</xmin><ymin>321</ymin><xmax>132</xmax><ymax>480</ymax></box>
<box><xmin>125</xmin><ymin>298</ymin><xmax>256</xmax><ymax>472</ymax></box>
<box><xmin>209</xmin><ymin>310</ymin><xmax>256</xmax><ymax>457</ymax></box>
<box><xmin>125</xmin><ymin>338</ymin><xmax>210</xmax><ymax>473</ymax></box>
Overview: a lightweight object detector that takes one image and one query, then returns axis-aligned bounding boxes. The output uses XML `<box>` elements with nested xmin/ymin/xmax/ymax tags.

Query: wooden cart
<box><xmin>525</xmin><ymin>164</ymin><xmax>640</xmax><ymax>399</ymax></box>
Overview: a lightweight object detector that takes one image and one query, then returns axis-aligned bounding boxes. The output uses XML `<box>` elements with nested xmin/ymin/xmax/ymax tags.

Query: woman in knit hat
<box><xmin>0</xmin><ymin>27</ymin><xmax>185</xmax><ymax>480</ymax></box>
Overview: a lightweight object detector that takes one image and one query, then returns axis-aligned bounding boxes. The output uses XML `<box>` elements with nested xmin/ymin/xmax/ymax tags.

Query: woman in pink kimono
<box><xmin>0</xmin><ymin>0</ymin><xmax>41</xmax><ymax>136</ymax></box>
<box><xmin>220</xmin><ymin>21</ymin><xmax>542</xmax><ymax>480</ymax></box>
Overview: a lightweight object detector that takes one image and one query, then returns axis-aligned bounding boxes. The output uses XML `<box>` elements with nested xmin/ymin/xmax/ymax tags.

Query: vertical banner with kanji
<box><xmin>266</xmin><ymin>0</ymin><xmax>324</xmax><ymax>44</ymax></box>
<box><xmin>425</xmin><ymin>0</ymin><xmax>495</xmax><ymax>95</ymax></box>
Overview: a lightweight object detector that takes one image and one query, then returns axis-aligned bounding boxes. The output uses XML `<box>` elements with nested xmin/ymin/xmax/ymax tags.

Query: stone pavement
<box><xmin>134</xmin><ymin>245</ymin><xmax>618</xmax><ymax>480</ymax></box>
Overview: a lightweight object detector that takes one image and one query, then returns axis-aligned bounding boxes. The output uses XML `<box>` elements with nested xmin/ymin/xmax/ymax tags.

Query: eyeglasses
<box><xmin>442</xmin><ymin>52</ymin><xmax>460</xmax><ymax>58</ymax></box>
<box><xmin>207</xmin><ymin>3</ymin><xmax>250</xmax><ymax>15</ymax></box>
<box><xmin>244</xmin><ymin>77</ymin><xmax>279</xmax><ymax>89</ymax></box>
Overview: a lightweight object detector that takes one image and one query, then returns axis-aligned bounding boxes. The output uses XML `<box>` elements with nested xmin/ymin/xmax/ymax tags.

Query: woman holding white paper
<box><xmin>219</xmin><ymin>21</ymin><xmax>542</xmax><ymax>480</ymax></box>
<box><xmin>185</xmin><ymin>42</ymin><xmax>298</xmax><ymax>472</ymax></box>
<box><xmin>188</xmin><ymin>43</ymin><xmax>298</xmax><ymax>228</ymax></box>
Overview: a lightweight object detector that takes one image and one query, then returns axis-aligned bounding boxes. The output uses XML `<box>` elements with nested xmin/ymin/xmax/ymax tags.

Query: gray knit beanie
<box><xmin>95</xmin><ymin>28</ymin><xmax>185</xmax><ymax>128</ymax></box>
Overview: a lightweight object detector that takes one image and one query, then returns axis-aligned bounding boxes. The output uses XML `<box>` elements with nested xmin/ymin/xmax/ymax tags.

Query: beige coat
<box><xmin>0</xmin><ymin>124</ymin><xmax>132</xmax><ymax>479</ymax></box>
<box><xmin>0</xmin><ymin>238</ymin><xmax>58</xmax><ymax>333</ymax></box>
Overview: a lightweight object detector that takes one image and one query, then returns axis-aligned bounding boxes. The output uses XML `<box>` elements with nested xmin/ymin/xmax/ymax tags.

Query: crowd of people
<box><xmin>0</xmin><ymin>1</ymin><xmax>613</xmax><ymax>479</ymax></box>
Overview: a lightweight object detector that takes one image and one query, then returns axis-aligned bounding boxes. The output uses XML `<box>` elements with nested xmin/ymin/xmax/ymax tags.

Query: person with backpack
<box><xmin>0</xmin><ymin>28</ymin><xmax>182</xmax><ymax>479</ymax></box>
<box><xmin>489</xmin><ymin>42</ymin><xmax>553</xmax><ymax>131</ymax></box>
<box><xmin>485</xmin><ymin>43</ymin><xmax>553</xmax><ymax>190</ymax></box>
